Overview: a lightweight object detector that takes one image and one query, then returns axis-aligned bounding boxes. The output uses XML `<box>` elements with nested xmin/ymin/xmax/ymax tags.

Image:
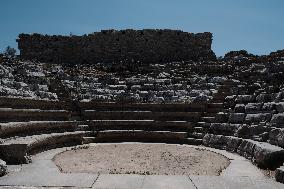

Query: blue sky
<box><xmin>0</xmin><ymin>0</ymin><xmax>283</xmax><ymax>56</ymax></box>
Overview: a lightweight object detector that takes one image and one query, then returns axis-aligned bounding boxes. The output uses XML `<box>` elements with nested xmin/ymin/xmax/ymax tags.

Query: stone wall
<box><xmin>17</xmin><ymin>29</ymin><xmax>216</xmax><ymax>64</ymax></box>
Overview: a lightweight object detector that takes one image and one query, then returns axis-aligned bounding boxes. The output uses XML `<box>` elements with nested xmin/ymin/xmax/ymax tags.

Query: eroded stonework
<box><xmin>17</xmin><ymin>29</ymin><xmax>215</xmax><ymax>64</ymax></box>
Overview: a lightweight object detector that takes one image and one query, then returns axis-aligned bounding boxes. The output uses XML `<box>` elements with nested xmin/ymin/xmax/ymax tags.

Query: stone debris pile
<box><xmin>0</xmin><ymin>60</ymin><xmax>57</xmax><ymax>100</ymax></box>
<box><xmin>1</xmin><ymin>49</ymin><xmax>284</xmax><ymax>105</ymax></box>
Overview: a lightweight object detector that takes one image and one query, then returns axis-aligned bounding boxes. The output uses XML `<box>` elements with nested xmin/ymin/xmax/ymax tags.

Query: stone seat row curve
<box><xmin>0</xmin><ymin>96</ymin><xmax>284</xmax><ymax>183</ymax></box>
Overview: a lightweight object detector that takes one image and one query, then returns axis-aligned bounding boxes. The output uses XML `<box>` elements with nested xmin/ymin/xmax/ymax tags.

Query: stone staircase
<box><xmin>1</xmin><ymin>96</ymin><xmax>284</xmax><ymax>183</ymax></box>
<box><xmin>0</xmin><ymin>98</ymin><xmax>221</xmax><ymax>165</ymax></box>
<box><xmin>79</xmin><ymin>102</ymin><xmax>224</xmax><ymax>145</ymax></box>
<box><xmin>0</xmin><ymin>97</ymin><xmax>94</xmax><ymax>164</ymax></box>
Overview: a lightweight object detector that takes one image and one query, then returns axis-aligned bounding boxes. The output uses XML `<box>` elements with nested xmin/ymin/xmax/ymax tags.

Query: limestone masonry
<box><xmin>17</xmin><ymin>29</ymin><xmax>216</xmax><ymax>64</ymax></box>
<box><xmin>1</xmin><ymin>30</ymin><xmax>284</xmax><ymax>185</ymax></box>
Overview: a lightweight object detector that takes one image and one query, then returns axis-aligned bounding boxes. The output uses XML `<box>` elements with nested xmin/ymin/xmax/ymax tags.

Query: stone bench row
<box><xmin>0</xmin><ymin>97</ymin><xmax>223</xmax><ymax>113</ymax></box>
<box><xmin>78</xmin><ymin>102</ymin><xmax>215</xmax><ymax>112</ymax></box>
<box><xmin>89</xmin><ymin>120</ymin><xmax>193</xmax><ymax>132</ymax></box>
<box><xmin>94</xmin><ymin>130</ymin><xmax>188</xmax><ymax>144</ymax></box>
<box><xmin>83</xmin><ymin>110</ymin><xmax>202</xmax><ymax>122</ymax></box>
<box><xmin>234</xmin><ymin>102</ymin><xmax>284</xmax><ymax>114</ymax></box>
<box><xmin>0</xmin><ymin>97</ymin><xmax>69</xmax><ymax>110</ymax></box>
<box><xmin>0</xmin><ymin>131</ymin><xmax>93</xmax><ymax>164</ymax></box>
<box><xmin>229</xmin><ymin>112</ymin><xmax>284</xmax><ymax>125</ymax></box>
<box><xmin>207</xmin><ymin>121</ymin><xmax>284</xmax><ymax>147</ymax></box>
<box><xmin>226</xmin><ymin>93</ymin><xmax>284</xmax><ymax>106</ymax></box>
<box><xmin>0</xmin><ymin>108</ymin><xmax>71</xmax><ymax>122</ymax></box>
<box><xmin>202</xmin><ymin>134</ymin><xmax>284</xmax><ymax>169</ymax></box>
<box><xmin>0</xmin><ymin>121</ymin><xmax>81</xmax><ymax>138</ymax></box>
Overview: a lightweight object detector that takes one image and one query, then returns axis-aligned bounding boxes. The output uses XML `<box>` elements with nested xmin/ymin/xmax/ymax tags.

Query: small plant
<box><xmin>3</xmin><ymin>46</ymin><xmax>17</xmax><ymax>58</ymax></box>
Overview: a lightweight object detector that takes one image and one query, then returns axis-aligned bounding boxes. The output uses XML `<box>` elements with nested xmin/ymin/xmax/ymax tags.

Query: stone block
<box><xmin>0</xmin><ymin>159</ymin><xmax>7</xmax><ymax>177</ymax></box>
<box><xmin>253</xmin><ymin>142</ymin><xmax>284</xmax><ymax>169</ymax></box>
<box><xmin>245</xmin><ymin>103</ymin><xmax>263</xmax><ymax>113</ymax></box>
<box><xmin>276</xmin><ymin>102</ymin><xmax>284</xmax><ymax>113</ymax></box>
<box><xmin>269</xmin><ymin>128</ymin><xmax>284</xmax><ymax>148</ymax></box>
<box><xmin>202</xmin><ymin>134</ymin><xmax>228</xmax><ymax>150</ymax></box>
<box><xmin>225</xmin><ymin>136</ymin><xmax>242</xmax><ymax>152</ymax></box>
<box><xmin>237</xmin><ymin>139</ymin><xmax>256</xmax><ymax>159</ymax></box>
<box><xmin>235</xmin><ymin>95</ymin><xmax>255</xmax><ymax>104</ymax></box>
<box><xmin>271</xmin><ymin>113</ymin><xmax>284</xmax><ymax>124</ymax></box>
<box><xmin>210</xmin><ymin>123</ymin><xmax>239</xmax><ymax>136</ymax></box>
<box><xmin>234</xmin><ymin>104</ymin><xmax>245</xmax><ymax>113</ymax></box>
<box><xmin>275</xmin><ymin>166</ymin><xmax>284</xmax><ymax>183</ymax></box>
<box><xmin>229</xmin><ymin>113</ymin><xmax>246</xmax><ymax>124</ymax></box>
<box><xmin>245</xmin><ymin>113</ymin><xmax>272</xmax><ymax>123</ymax></box>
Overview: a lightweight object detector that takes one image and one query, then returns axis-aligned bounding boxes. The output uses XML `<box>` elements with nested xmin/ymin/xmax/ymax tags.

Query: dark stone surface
<box><xmin>269</xmin><ymin>128</ymin><xmax>284</xmax><ymax>148</ymax></box>
<box><xmin>203</xmin><ymin>134</ymin><xmax>284</xmax><ymax>169</ymax></box>
<box><xmin>275</xmin><ymin>166</ymin><xmax>284</xmax><ymax>183</ymax></box>
<box><xmin>17</xmin><ymin>29</ymin><xmax>216</xmax><ymax>64</ymax></box>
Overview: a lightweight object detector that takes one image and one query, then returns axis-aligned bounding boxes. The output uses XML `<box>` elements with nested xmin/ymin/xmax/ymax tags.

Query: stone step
<box><xmin>79</xmin><ymin>102</ymin><xmax>207</xmax><ymax>112</ymax></box>
<box><xmin>203</xmin><ymin>112</ymin><xmax>217</xmax><ymax>117</ymax></box>
<box><xmin>188</xmin><ymin>132</ymin><xmax>205</xmax><ymax>139</ymax></box>
<box><xmin>196</xmin><ymin>122</ymin><xmax>211</xmax><ymax>128</ymax></box>
<box><xmin>0</xmin><ymin>97</ymin><xmax>68</xmax><ymax>110</ymax></box>
<box><xmin>0</xmin><ymin>121</ymin><xmax>78</xmax><ymax>138</ymax></box>
<box><xmin>200</xmin><ymin>116</ymin><xmax>216</xmax><ymax>123</ymax></box>
<box><xmin>83</xmin><ymin>111</ymin><xmax>202</xmax><ymax>121</ymax></box>
<box><xmin>206</xmin><ymin>107</ymin><xmax>223</xmax><ymax>113</ymax></box>
<box><xmin>95</xmin><ymin>130</ymin><xmax>187</xmax><ymax>143</ymax></box>
<box><xmin>70</xmin><ymin>116</ymin><xmax>83</xmax><ymax>121</ymax></box>
<box><xmin>0</xmin><ymin>131</ymin><xmax>93</xmax><ymax>164</ymax></box>
<box><xmin>212</xmin><ymin>99</ymin><xmax>224</xmax><ymax>103</ymax></box>
<box><xmin>89</xmin><ymin>120</ymin><xmax>193</xmax><ymax>132</ymax></box>
<box><xmin>192</xmin><ymin>127</ymin><xmax>206</xmax><ymax>133</ymax></box>
<box><xmin>213</xmin><ymin>94</ymin><xmax>228</xmax><ymax>101</ymax></box>
<box><xmin>207</xmin><ymin>103</ymin><xmax>223</xmax><ymax>109</ymax></box>
<box><xmin>82</xmin><ymin>137</ymin><xmax>97</xmax><ymax>144</ymax></box>
<box><xmin>184</xmin><ymin>138</ymin><xmax>203</xmax><ymax>145</ymax></box>
<box><xmin>76</xmin><ymin>124</ymin><xmax>90</xmax><ymax>131</ymax></box>
<box><xmin>217</xmin><ymin>88</ymin><xmax>231</xmax><ymax>93</ymax></box>
<box><xmin>0</xmin><ymin>108</ymin><xmax>71</xmax><ymax>122</ymax></box>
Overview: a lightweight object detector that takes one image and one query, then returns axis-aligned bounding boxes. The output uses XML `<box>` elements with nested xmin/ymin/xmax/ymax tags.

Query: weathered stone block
<box><xmin>235</xmin><ymin>95</ymin><xmax>255</xmax><ymax>104</ymax></box>
<box><xmin>269</xmin><ymin>128</ymin><xmax>284</xmax><ymax>148</ymax></box>
<box><xmin>17</xmin><ymin>30</ymin><xmax>216</xmax><ymax>64</ymax></box>
<box><xmin>271</xmin><ymin>113</ymin><xmax>284</xmax><ymax>124</ymax></box>
<box><xmin>210</xmin><ymin>123</ymin><xmax>239</xmax><ymax>136</ymax></box>
<box><xmin>276</xmin><ymin>102</ymin><xmax>284</xmax><ymax>113</ymax></box>
<box><xmin>245</xmin><ymin>103</ymin><xmax>263</xmax><ymax>113</ymax></box>
<box><xmin>245</xmin><ymin>113</ymin><xmax>272</xmax><ymax>123</ymax></box>
<box><xmin>0</xmin><ymin>159</ymin><xmax>7</xmax><ymax>177</ymax></box>
<box><xmin>226</xmin><ymin>136</ymin><xmax>242</xmax><ymax>152</ymax></box>
<box><xmin>234</xmin><ymin>104</ymin><xmax>245</xmax><ymax>113</ymax></box>
<box><xmin>253</xmin><ymin>142</ymin><xmax>284</xmax><ymax>169</ymax></box>
<box><xmin>237</xmin><ymin>139</ymin><xmax>256</xmax><ymax>159</ymax></box>
<box><xmin>229</xmin><ymin>113</ymin><xmax>246</xmax><ymax>124</ymax></box>
<box><xmin>202</xmin><ymin>134</ymin><xmax>227</xmax><ymax>150</ymax></box>
<box><xmin>275</xmin><ymin>166</ymin><xmax>284</xmax><ymax>183</ymax></box>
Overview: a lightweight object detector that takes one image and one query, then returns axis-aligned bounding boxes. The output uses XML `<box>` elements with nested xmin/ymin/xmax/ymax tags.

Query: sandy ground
<box><xmin>53</xmin><ymin>143</ymin><xmax>230</xmax><ymax>175</ymax></box>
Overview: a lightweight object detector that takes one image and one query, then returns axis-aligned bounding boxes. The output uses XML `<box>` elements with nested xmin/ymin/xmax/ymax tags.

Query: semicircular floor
<box><xmin>53</xmin><ymin>143</ymin><xmax>230</xmax><ymax>175</ymax></box>
<box><xmin>0</xmin><ymin>143</ymin><xmax>283</xmax><ymax>189</ymax></box>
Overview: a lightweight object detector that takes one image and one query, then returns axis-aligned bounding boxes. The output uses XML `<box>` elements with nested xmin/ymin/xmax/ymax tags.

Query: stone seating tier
<box><xmin>0</xmin><ymin>97</ymin><xmax>284</xmax><ymax>183</ymax></box>
<box><xmin>0</xmin><ymin>131</ymin><xmax>93</xmax><ymax>164</ymax></box>
<box><xmin>0</xmin><ymin>108</ymin><xmax>71</xmax><ymax>122</ymax></box>
<box><xmin>0</xmin><ymin>121</ymin><xmax>79</xmax><ymax>138</ymax></box>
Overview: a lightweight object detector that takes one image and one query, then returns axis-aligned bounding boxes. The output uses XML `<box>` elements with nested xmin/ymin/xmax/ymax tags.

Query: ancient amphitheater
<box><xmin>0</xmin><ymin>29</ymin><xmax>284</xmax><ymax>188</ymax></box>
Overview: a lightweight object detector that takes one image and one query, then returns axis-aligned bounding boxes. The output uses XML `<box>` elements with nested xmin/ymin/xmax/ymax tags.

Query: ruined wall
<box><xmin>17</xmin><ymin>29</ymin><xmax>216</xmax><ymax>64</ymax></box>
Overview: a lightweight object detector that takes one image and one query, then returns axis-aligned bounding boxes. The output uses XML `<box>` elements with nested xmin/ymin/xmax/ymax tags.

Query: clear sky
<box><xmin>0</xmin><ymin>0</ymin><xmax>283</xmax><ymax>56</ymax></box>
